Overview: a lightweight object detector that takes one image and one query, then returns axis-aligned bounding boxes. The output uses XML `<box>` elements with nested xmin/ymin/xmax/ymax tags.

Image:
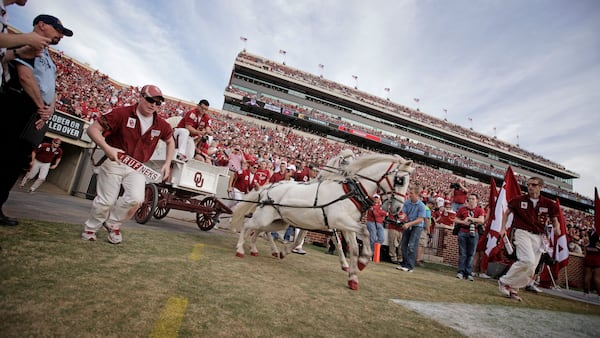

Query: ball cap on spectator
<box><xmin>286</xmin><ymin>164</ymin><xmax>296</xmax><ymax>171</ymax></box>
<box><xmin>373</xmin><ymin>194</ymin><xmax>380</xmax><ymax>199</ymax></box>
<box><xmin>52</xmin><ymin>137</ymin><xmax>61</xmax><ymax>143</ymax></box>
<box><xmin>33</xmin><ymin>15</ymin><xmax>73</xmax><ymax>37</ymax></box>
<box><xmin>141</xmin><ymin>85</ymin><xmax>165</xmax><ymax>101</ymax></box>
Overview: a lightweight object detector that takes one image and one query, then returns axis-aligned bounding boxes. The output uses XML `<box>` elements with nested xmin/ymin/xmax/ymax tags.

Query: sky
<box><xmin>7</xmin><ymin>0</ymin><xmax>600</xmax><ymax>199</ymax></box>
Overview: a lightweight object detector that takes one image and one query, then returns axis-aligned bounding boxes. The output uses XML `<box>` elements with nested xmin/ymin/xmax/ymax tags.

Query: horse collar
<box><xmin>342</xmin><ymin>179</ymin><xmax>374</xmax><ymax>213</ymax></box>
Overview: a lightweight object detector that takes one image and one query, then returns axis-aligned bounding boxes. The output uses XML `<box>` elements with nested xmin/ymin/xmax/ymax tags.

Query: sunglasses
<box><xmin>144</xmin><ymin>96</ymin><xmax>163</xmax><ymax>106</ymax></box>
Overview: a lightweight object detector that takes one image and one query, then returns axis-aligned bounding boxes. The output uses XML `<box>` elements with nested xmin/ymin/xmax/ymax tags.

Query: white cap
<box><xmin>373</xmin><ymin>194</ymin><xmax>380</xmax><ymax>199</ymax></box>
<box><xmin>286</xmin><ymin>164</ymin><xmax>296</xmax><ymax>171</ymax></box>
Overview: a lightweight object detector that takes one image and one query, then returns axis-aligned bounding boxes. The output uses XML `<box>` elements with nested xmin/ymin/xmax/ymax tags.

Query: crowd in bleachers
<box><xmin>236</xmin><ymin>52</ymin><xmax>573</xmax><ymax>173</ymax></box>
<box><xmin>48</xmin><ymin>48</ymin><xmax>594</xmax><ymax>248</ymax></box>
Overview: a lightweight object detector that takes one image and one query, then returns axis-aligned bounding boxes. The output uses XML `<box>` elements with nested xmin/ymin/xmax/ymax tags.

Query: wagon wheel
<box><xmin>196</xmin><ymin>197</ymin><xmax>220</xmax><ymax>231</ymax></box>
<box><xmin>153</xmin><ymin>186</ymin><xmax>171</xmax><ymax>219</ymax></box>
<box><xmin>134</xmin><ymin>183</ymin><xmax>158</xmax><ymax>224</ymax></box>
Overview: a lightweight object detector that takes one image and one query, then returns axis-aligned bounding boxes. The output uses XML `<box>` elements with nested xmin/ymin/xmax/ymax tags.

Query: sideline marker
<box><xmin>374</xmin><ymin>242</ymin><xmax>381</xmax><ymax>263</ymax></box>
<box><xmin>150</xmin><ymin>296</ymin><xmax>188</xmax><ymax>338</ymax></box>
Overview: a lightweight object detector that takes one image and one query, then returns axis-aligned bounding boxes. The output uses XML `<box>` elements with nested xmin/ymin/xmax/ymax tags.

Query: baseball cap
<box><xmin>33</xmin><ymin>15</ymin><xmax>73</xmax><ymax>37</ymax></box>
<box><xmin>286</xmin><ymin>164</ymin><xmax>296</xmax><ymax>171</ymax></box>
<box><xmin>141</xmin><ymin>85</ymin><xmax>164</xmax><ymax>101</ymax></box>
<box><xmin>373</xmin><ymin>194</ymin><xmax>380</xmax><ymax>199</ymax></box>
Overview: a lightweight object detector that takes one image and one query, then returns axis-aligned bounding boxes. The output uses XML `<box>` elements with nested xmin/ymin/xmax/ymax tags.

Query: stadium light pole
<box><xmin>468</xmin><ymin>117</ymin><xmax>473</xmax><ymax>130</ymax></box>
<box><xmin>279</xmin><ymin>49</ymin><xmax>287</xmax><ymax>65</ymax></box>
<box><xmin>384</xmin><ymin>87</ymin><xmax>390</xmax><ymax>100</ymax></box>
<box><xmin>443</xmin><ymin>108</ymin><xmax>448</xmax><ymax>121</ymax></box>
<box><xmin>352</xmin><ymin>75</ymin><xmax>358</xmax><ymax>89</ymax></box>
<box><xmin>240</xmin><ymin>36</ymin><xmax>248</xmax><ymax>52</ymax></box>
<box><xmin>516</xmin><ymin>134</ymin><xmax>520</xmax><ymax>147</ymax></box>
<box><xmin>319</xmin><ymin>64</ymin><xmax>324</xmax><ymax>78</ymax></box>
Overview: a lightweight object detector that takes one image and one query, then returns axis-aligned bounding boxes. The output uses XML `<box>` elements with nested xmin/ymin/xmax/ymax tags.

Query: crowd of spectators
<box><xmin>47</xmin><ymin>48</ymin><xmax>594</xmax><ymax>246</ymax></box>
<box><xmin>236</xmin><ymin>52</ymin><xmax>574</xmax><ymax>174</ymax></box>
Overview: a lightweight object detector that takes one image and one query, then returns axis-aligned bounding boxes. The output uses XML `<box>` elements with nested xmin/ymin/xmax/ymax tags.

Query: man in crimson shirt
<box><xmin>454</xmin><ymin>193</ymin><xmax>485</xmax><ymax>281</ymax></box>
<box><xmin>253</xmin><ymin>161</ymin><xmax>270</xmax><ymax>188</ymax></box>
<box><xmin>82</xmin><ymin>85</ymin><xmax>175</xmax><ymax>244</ymax></box>
<box><xmin>450</xmin><ymin>180</ymin><xmax>469</xmax><ymax>212</ymax></box>
<box><xmin>20</xmin><ymin>138</ymin><xmax>63</xmax><ymax>193</ymax></box>
<box><xmin>173</xmin><ymin>99</ymin><xmax>212</xmax><ymax>161</ymax></box>
<box><xmin>498</xmin><ymin>177</ymin><xmax>560</xmax><ymax>301</ymax></box>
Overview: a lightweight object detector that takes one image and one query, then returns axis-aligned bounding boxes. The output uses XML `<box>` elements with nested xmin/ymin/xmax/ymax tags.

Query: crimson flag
<box><xmin>484</xmin><ymin>166</ymin><xmax>522</xmax><ymax>260</ymax></box>
<box><xmin>539</xmin><ymin>198</ymin><xmax>570</xmax><ymax>288</ymax></box>
<box><xmin>595</xmin><ymin>187</ymin><xmax>600</xmax><ymax>234</ymax></box>
<box><xmin>478</xmin><ymin>177</ymin><xmax>498</xmax><ymax>272</ymax></box>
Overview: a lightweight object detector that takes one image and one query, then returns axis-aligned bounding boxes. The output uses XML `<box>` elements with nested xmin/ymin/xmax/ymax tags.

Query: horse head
<box><xmin>344</xmin><ymin>153</ymin><xmax>413</xmax><ymax>200</ymax></box>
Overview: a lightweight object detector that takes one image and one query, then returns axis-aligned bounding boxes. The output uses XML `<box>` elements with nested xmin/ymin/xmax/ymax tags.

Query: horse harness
<box><xmin>254</xmin><ymin>161</ymin><xmax>409</xmax><ymax>228</ymax></box>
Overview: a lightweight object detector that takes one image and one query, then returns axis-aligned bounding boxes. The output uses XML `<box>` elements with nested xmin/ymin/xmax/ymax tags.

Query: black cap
<box><xmin>33</xmin><ymin>14</ymin><xmax>73</xmax><ymax>37</ymax></box>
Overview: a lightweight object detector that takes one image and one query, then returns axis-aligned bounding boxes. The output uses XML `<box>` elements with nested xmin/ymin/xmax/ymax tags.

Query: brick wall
<box><xmin>306</xmin><ymin>231</ymin><xmax>329</xmax><ymax>246</ymax></box>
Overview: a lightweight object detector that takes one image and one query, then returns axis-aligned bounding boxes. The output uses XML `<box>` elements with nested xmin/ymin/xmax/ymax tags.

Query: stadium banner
<box><xmin>406</xmin><ymin>146</ymin><xmax>425</xmax><ymax>155</ymax></box>
<box><xmin>328</xmin><ymin>121</ymin><xmax>339</xmax><ymax>129</ymax></box>
<box><xmin>47</xmin><ymin>111</ymin><xmax>86</xmax><ymax>140</ymax></box>
<box><xmin>308</xmin><ymin>117</ymin><xmax>328</xmax><ymax>126</ymax></box>
<box><xmin>263</xmin><ymin>103</ymin><xmax>281</xmax><ymax>113</ymax></box>
<box><xmin>242</xmin><ymin>96</ymin><xmax>265</xmax><ymax>108</ymax></box>
<box><xmin>381</xmin><ymin>138</ymin><xmax>396</xmax><ymax>147</ymax></box>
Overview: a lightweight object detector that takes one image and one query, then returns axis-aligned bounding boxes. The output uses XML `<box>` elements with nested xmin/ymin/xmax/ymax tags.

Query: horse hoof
<box><xmin>235</xmin><ymin>252</ymin><xmax>244</xmax><ymax>258</ymax></box>
<box><xmin>348</xmin><ymin>280</ymin><xmax>359</xmax><ymax>290</ymax></box>
<box><xmin>279</xmin><ymin>252</ymin><xmax>285</xmax><ymax>259</ymax></box>
<box><xmin>358</xmin><ymin>262</ymin><xmax>367</xmax><ymax>271</ymax></box>
<box><xmin>250</xmin><ymin>252</ymin><xmax>259</xmax><ymax>256</ymax></box>
<box><xmin>272</xmin><ymin>252</ymin><xmax>279</xmax><ymax>258</ymax></box>
<box><xmin>342</xmin><ymin>266</ymin><xmax>349</xmax><ymax>272</ymax></box>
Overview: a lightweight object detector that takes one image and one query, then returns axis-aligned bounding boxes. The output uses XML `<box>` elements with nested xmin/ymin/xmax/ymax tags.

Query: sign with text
<box><xmin>47</xmin><ymin>111</ymin><xmax>85</xmax><ymax>140</ymax></box>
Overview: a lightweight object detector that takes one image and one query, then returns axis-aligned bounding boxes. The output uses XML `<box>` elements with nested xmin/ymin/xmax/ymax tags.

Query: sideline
<box><xmin>392</xmin><ymin>299</ymin><xmax>598</xmax><ymax>337</ymax></box>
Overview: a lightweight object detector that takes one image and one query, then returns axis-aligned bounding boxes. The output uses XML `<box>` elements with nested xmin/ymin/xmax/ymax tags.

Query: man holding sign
<box><xmin>82</xmin><ymin>85</ymin><xmax>175</xmax><ymax>244</ymax></box>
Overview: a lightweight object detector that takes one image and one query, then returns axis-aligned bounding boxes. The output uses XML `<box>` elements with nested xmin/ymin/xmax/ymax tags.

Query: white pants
<box><xmin>21</xmin><ymin>159</ymin><xmax>51</xmax><ymax>191</ymax></box>
<box><xmin>173</xmin><ymin>128</ymin><xmax>196</xmax><ymax>159</ymax></box>
<box><xmin>84</xmin><ymin>159</ymin><xmax>146</xmax><ymax>232</ymax></box>
<box><xmin>499</xmin><ymin>229</ymin><xmax>543</xmax><ymax>289</ymax></box>
<box><xmin>294</xmin><ymin>228</ymin><xmax>305</xmax><ymax>248</ymax></box>
<box><xmin>25</xmin><ymin>159</ymin><xmax>51</xmax><ymax>180</ymax></box>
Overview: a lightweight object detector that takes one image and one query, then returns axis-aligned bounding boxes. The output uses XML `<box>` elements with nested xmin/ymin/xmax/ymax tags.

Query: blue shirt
<box><xmin>402</xmin><ymin>199</ymin><xmax>427</xmax><ymax>228</ymax></box>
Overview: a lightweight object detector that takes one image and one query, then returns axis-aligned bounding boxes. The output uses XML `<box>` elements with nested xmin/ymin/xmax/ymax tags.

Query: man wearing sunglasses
<box><xmin>81</xmin><ymin>85</ymin><xmax>175</xmax><ymax>244</ymax></box>
<box><xmin>497</xmin><ymin>177</ymin><xmax>560</xmax><ymax>301</ymax></box>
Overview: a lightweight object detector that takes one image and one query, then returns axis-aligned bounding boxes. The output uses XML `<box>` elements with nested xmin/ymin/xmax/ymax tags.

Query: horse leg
<box><xmin>249</xmin><ymin>230</ymin><xmax>260</xmax><ymax>256</ymax></box>
<box><xmin>344</xmin><ymin>232</ymin><xmax>360</xmax><ymax>290</ymax></box>
<box><xmin>356</xmin><ymin>225</ymin><xmax>372</xmax><ymax>271</ymax></box>
<box><xmin>235</xmin><ymin>226</ymin><xmax>248</xmax><ymax>258</ymax></box>
<box><xmin>334</xmin><ymin>230</ymin><xmax>350</xmax><ymax>272</ymax></box>
<box><xmin>267</xmin><ymin>233</ymin><xmax>282</xmax><ymax>258</ymax></box>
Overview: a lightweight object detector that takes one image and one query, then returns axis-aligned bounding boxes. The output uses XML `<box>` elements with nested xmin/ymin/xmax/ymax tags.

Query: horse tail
<box><xmin>230</xmin><ymin>190</ymin><xmax>261</xmax><ymax>231</ymax></box>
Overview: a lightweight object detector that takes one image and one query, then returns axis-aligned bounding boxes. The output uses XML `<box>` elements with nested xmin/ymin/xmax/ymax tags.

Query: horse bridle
<box><xmin>354</xmin><ymin>161</ymin><xmax>409</xmax><ymax>200</ymax></box>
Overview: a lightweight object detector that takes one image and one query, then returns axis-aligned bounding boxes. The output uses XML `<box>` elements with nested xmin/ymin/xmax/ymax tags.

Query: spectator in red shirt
<box><xmin>454</xmin><ymin>193</ymin><xmax>485</xmax><ymax>281</ymax></box>
<box><xmin>20</xmin><ymin>138</ymin><xmax>63</xmax><ymax>193</ymax></box>
<box><xmin>450</xmin><ymin>180</ymin><xmax>469</xmax><ymax>212</ymax></box>
<box><xmin>366</xmin><ymin>194</ymin><xmax>388</xmax><ymax>254</ymax></box>
<box><xmin>173</xmin><ymin>99</ymin><xmax>211</xmax><ymax>161</ymax></box>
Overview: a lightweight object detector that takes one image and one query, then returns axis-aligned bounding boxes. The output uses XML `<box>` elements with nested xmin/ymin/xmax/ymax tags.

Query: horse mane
<box><xmin>343</xmin><ymin>153</ymin><xmax>407</xmax><ymax>174</ymax></box>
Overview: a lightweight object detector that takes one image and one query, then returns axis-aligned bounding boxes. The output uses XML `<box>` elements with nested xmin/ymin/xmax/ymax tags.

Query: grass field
<box><xmin>1</xmin><ymin>219</ymin><xmax>599</xmax><ymax>337</ymax></box>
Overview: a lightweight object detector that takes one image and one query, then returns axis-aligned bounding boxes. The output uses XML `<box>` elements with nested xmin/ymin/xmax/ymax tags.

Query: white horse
<box><xmin>230</xmin><ymin>153</ymin><xmax>413</xmax><ymax>290</ymax></box>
